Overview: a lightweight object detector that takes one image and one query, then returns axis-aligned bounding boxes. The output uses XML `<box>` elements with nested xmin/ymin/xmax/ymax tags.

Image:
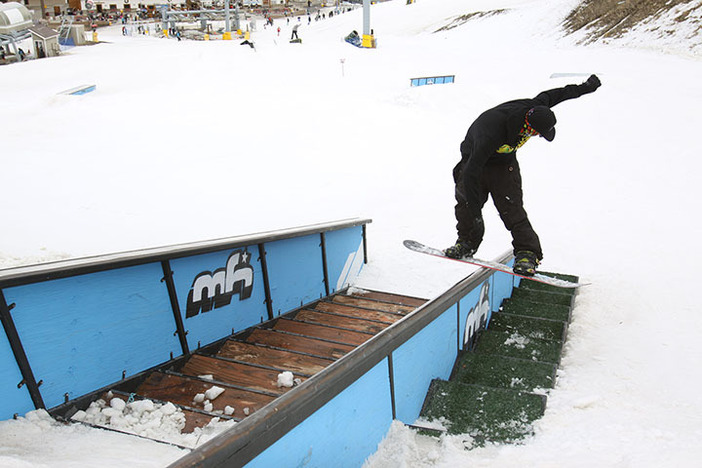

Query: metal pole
<box><xmin>362</xmin><ymin>0</ymin><xmax>370</xmax><ymax>36</ymax></box>
<box><xmin>234</xmin><ymin>1</ymin><xmax>240</xmax><ymax>32</ymax></box>
<box><xmin>225</xmin><ymin>0</ymin><xmax>230</xmax><ymax>32</ymax></box>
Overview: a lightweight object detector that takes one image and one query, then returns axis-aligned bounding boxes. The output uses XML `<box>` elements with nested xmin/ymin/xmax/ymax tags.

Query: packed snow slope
<box><xmin>1</xmin><ymin>0</ymin><xmax>702</xmax><ymax>466</ymax></box>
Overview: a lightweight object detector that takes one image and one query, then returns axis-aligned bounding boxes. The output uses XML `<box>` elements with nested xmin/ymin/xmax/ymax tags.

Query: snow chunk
<box><xmin>160</xmin><ymin>402</ymin><xmax>177</xmax><ymax>416</ymax></box>
<box><xmin>277</xmin><ymin>371</ymin><xmax>295</xmax><ymax>388</ymax></box>
<box><xmin>204</xmin><ymin>386</ymin><xmax>225</xmax><ymax>401</ymax></box>
<box><xmin>110</xmin><ymin>398</ymin><xmax>126</xmax><ymax>411</ymax></box>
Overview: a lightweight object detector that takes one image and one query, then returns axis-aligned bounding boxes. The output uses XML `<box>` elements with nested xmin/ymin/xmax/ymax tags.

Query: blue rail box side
<box><xmin>264</xmin><ymin>234</ymin><xmax>326</xmax><ymax>316</ymax></box>
<box><xmin>0</xmin><ymin>329</ymin><xmax>34</xmax><ymax>420</ymax></box>
<box><xmin>391</xmin><ymin>305</ymin><xmax>458</xmax><ymax>424</ymax></box>
<box><xmin>246</xmin><ymin>358</ymin><xmax>393</xmax><ymax>468</ymax></box>
<box><xmin>324</xmin><ymin>226</ymin><xmax>365</xmax><ymax>294</ymax></box>
<box><xmin>3</xmin><ymin>263</ymin><xmax>182</xmax><ymax>409</ymax></box>
<box><xmin>170</xmin><ymin>247</ymin><xmax>267</xmax><ymax>349</ymax></box>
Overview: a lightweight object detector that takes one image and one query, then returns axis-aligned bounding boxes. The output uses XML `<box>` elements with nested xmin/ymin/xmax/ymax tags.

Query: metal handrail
<box><xmin>0</xmin><ymin>218</ymin><xmax>371</xmax><ymax>288</ymax></box>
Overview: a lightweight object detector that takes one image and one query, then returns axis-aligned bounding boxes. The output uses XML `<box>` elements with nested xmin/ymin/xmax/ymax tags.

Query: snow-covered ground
<box><xmin>1</xmin><ymin>0</ymin><xmax>702</xmax><ymax>465</ymax></box>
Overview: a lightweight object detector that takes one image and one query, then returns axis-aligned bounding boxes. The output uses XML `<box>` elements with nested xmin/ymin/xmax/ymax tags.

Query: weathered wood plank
<box><xmin>331</xmin><ymin>295</ymin><xmax>416</xmax><ymax>314</ymax></box>
<box><xmin>294</xmin><ymin>309</ymin><xmax>389</xmax><ymax>335</ymax></box>
<box><xmin>136</xmin><ymin>371</ymin><xmax>275</xmax><ymax>418</ymax></box>
<box><xmin>217</xmin><ymin>341</ymin><xmax>333</xmax><ymax>376</ymax></box>
<box><xmin>349</xmin><ymin>290</ymin><xmax>427</xmax><ymax>308</ymax></box>
<box><xmin>180</xmin><ymin>354</ymin><xmax>304</xmax><ymax>396</ymax></box>
<box><xmin>271</xmin><ymin>318</ymin><xmax>372</xmax><ymax>346</ymax></box>
<box><xmin>245</xmin><ymin>328</ymin><xmax>354</xmax><ymax>360</ymax></box>
<box><xmin>312</xmin><ymin>301</ymin><xmax>404</xmax><ymax>324</ymax></box>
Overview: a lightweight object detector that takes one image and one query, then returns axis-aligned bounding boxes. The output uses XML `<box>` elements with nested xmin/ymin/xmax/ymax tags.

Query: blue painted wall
<box><xmin>3</xmin><ymin>263</ymin><xmax>182</xmax><ymax>409</ymax></box>
<box><xmin>265</xmin><ymin>234</ymin><xmax>326</xmax><ymax>316</ymax></box>
<box><xmin>246</xmin><ymin>359</ymin><xmax>393</xmax><ymax>468</ymax></box>
<box><xmin>0</xmin><ymin>330</ymin><xmax>33</xmax><ymax>420</ymax></box>
<box><xmin>325</xmin><ymin>226</ymin><xmax>364</xmax><ymax>294</ymax></box>
<box><xmin>392</xmin><ymin>306</ymin><xmax>458</xmax><ymax>423</ymax></box>
<box><xmin>171</xmin><ymin>247</ymin><xmax>267</xmax><ymax>349</ymax></box>
<box><xmin>0</xmin><ymin>223</ymin><xmax>368</xmax><ymax>418</ymax></box>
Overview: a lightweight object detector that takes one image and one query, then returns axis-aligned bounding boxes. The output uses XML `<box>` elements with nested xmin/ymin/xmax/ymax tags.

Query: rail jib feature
<box><xmin>169</xmin><ymin>251</ymin><xmax>531</xmax><ymax>467</ymax></box>
<box><xmin>0</xmin><ymin>219</ymin><xmax>370</xmax><ymax>422</ymax></box>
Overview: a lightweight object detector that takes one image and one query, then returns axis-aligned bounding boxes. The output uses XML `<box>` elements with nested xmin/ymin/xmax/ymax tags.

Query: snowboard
<box><xmin>403</xmin><ymin>240</ymin><xmax>581</xmax><ymax>289</ymax></box>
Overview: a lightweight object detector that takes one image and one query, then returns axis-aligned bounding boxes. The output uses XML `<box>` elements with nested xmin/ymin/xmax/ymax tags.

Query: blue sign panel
<box><xmin>170</xmin><ymin>247</ymin><xmax>267</xmax><ymax>349</ymax></box>
<box><xmin>325</xmin><ymin>226</ymin><xmax>364</xmax><ymax>294</ymax></box>
<box><xmin>458</xmin><ymin>280</ymin><xmax>490</xmax><ymax>351</ymax></box>
<box><xmin>265</xmin><ymin>235</ymin><xmax>325</xmax><ymax>316</ymax></box>
<box><xmin>4</xmin><ymin>263</ymin><xmax>181</xmax><ymax>409</ymax></box>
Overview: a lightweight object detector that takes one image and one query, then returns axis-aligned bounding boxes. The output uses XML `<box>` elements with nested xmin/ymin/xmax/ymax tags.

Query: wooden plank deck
<box><xmin>83</xmin><ymin>289</ymin><xmax>427</xmax><ymax>435</ymax></box>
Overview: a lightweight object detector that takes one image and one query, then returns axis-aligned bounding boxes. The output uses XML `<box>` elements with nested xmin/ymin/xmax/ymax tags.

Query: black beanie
<box><xmin>527</xmin><ymin>106</ymin><xmax>556</xmax><ymax>141</ymax></box>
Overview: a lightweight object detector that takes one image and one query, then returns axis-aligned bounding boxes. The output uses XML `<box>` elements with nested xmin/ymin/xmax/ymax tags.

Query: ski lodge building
<box><xmin>19</xmin><ymin>0</ymin><xmax>329</xmax><ymax>20</ymax></box>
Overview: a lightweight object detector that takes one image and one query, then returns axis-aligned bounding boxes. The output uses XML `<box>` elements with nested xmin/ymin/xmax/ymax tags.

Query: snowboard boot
<box><xmin>444</xmin><ymin>240</ymin><xmax>476</xmax><ymax>259</ymax></box>
<box><xmin>513</xmin><ymin>250</ymin><xmax>539</xmax><ymax>276</ymax></box>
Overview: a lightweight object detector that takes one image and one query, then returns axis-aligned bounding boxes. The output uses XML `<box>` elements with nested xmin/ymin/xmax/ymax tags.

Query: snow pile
<box><xmin>69</xmin><ymin>393</ymin><xmax>236</xmax><ymax>449</ymax></box>
<box><xmin>72</xmin><ymin>397</ymin><xmax>186</xmax><ymax>440</ymax></box>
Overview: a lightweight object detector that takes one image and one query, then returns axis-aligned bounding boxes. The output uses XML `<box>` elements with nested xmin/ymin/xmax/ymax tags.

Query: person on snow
<box><xmin>445</xmin><ymin>75</ymin><xmax>602</xmax><ymax>276</ymax></box>
<box><xmin>291</xmin><ymin>23</ymin><xmax>300</xmax><ymax>40</ymax></box>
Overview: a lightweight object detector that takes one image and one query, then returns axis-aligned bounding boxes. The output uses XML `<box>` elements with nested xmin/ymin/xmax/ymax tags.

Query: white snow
<box><xmin>203</xmin><ymin>386</ymin><xmax>225</xmax><ymax>401</ymax></box>
<box><xmin>276</xmin><ymin>371</ymin><xmax>295</xmax><ymax>388</ymax></box>
<box><xmin>1</xmin><ymin>0</ymin><xmax>702</xmax><ymax>466</ymax></box>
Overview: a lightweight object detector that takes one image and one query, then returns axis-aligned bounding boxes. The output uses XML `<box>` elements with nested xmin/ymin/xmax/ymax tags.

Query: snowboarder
<box><xmin>291</xmin><ymin>23</ymin><xmax>300</xmax><ymax>40</ymax></box>
<box><xmin>445</xmin><ymin>75</ymin><xmax>602</xmax><ymax>276</ymax></box>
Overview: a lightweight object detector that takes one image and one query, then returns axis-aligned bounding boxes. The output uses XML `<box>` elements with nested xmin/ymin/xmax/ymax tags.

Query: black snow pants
<box><xmin>454</xmin><ymin>159</ymin><xmax>542</xmax><ymax>259</ymax></box>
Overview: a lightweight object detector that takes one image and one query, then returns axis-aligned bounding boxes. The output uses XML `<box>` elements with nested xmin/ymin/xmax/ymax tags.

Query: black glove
<box><xmin>580</xmin><ymin>74</ymin><xmax>601</xmax><ymax>94</ymax></box>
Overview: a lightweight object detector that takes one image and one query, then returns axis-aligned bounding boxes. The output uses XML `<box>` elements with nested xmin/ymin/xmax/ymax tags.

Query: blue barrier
<box><xmin>60</xmin><ymin>84</ymin><xmax>96</xmax><ymax>95</ymax></box>
<box><xmin>410</xmin><ymin>75</ymin><xmax>455</xmax><ymax>87</ymax></box>
<box><xmin>0</xmin><ymin>219</ymin><xmax>370</xmax><ymax>421</ymax></box>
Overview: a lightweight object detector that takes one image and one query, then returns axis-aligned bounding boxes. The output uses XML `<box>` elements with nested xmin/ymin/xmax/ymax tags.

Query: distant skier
<box><xmin>444</xmin><ymin>75</ymin><xmax>602</xmax><ymax>276</ymax></box>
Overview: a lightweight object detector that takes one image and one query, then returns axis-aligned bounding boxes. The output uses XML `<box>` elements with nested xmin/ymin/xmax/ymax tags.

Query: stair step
<box><xmin>474</xmin><ymin>330</ymin><xmax>563</xmax><ymax>364</ymax></box>
<box><xmin>500</xmin><ymin>298</ymin><xmax>572</xmax><ymax>322</ymax></box>
<box><xmin>520</xmin><ymin>271</ymin><xmax>579</xmax><ymax>296</ymax></box>
<box><xmin>511</xmin><ymin>287</ymin><xmax>574</xmax><ymax>307</ymax></box>
<box><xmin>420</xmin><ymin>379</ymin><xmax>546</xmax><ymax>443</ymax></box>
<box><xmin>488</xmin><ymin>312</ymin><xmax>567</xmax><ymax>342</ymax></box>
<box><xmin>452</xmin><ymin>352</ymin><xmax>557</xmax><ymax>391</ymax></box>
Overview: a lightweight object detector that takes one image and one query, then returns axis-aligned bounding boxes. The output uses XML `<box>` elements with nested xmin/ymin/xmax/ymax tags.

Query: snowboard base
<box><xmin>403</xmin><ymin>240</ymin><xmax>581</xmax><ymax>289</ymax></box>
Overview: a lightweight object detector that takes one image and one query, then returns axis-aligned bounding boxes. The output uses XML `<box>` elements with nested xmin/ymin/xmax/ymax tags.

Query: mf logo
<box><xmin>463</xmin><ymin>281</ymin><xmax>490</xmax><ymax>350</ymax></box>
<box><xmin>185</xmin><ymin>250</ymin><xmax>254</xmax><ymax>319</ymax></box>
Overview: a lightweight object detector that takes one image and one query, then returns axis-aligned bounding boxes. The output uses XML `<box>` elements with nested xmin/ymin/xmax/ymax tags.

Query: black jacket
<box><xmin>455</xmin><ymin>82</ymin><xmax>595</xmax><ymax>213</ymax></box>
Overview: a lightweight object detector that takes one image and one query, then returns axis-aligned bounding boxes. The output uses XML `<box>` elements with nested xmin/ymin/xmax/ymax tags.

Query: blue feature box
<box><xmin>410</xmin><ymin>75</ymin><xmax>455</xmax><ymax>87</ymax></box>
<box><xmin>3</xmin><ymin>263</ymin><xmax>182</xmax><ymax>409</ymax></box>
<box><xmin>170</xmin><ymin>247</ymin><xmax>267</xmax><ymax>349</ymax></box>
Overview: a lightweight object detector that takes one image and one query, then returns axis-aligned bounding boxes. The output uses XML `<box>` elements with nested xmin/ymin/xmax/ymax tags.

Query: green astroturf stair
<box><xmin>417</xmin><ymin>272</ymin><xmax>578</xmax><ymax>445</ymax></box>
